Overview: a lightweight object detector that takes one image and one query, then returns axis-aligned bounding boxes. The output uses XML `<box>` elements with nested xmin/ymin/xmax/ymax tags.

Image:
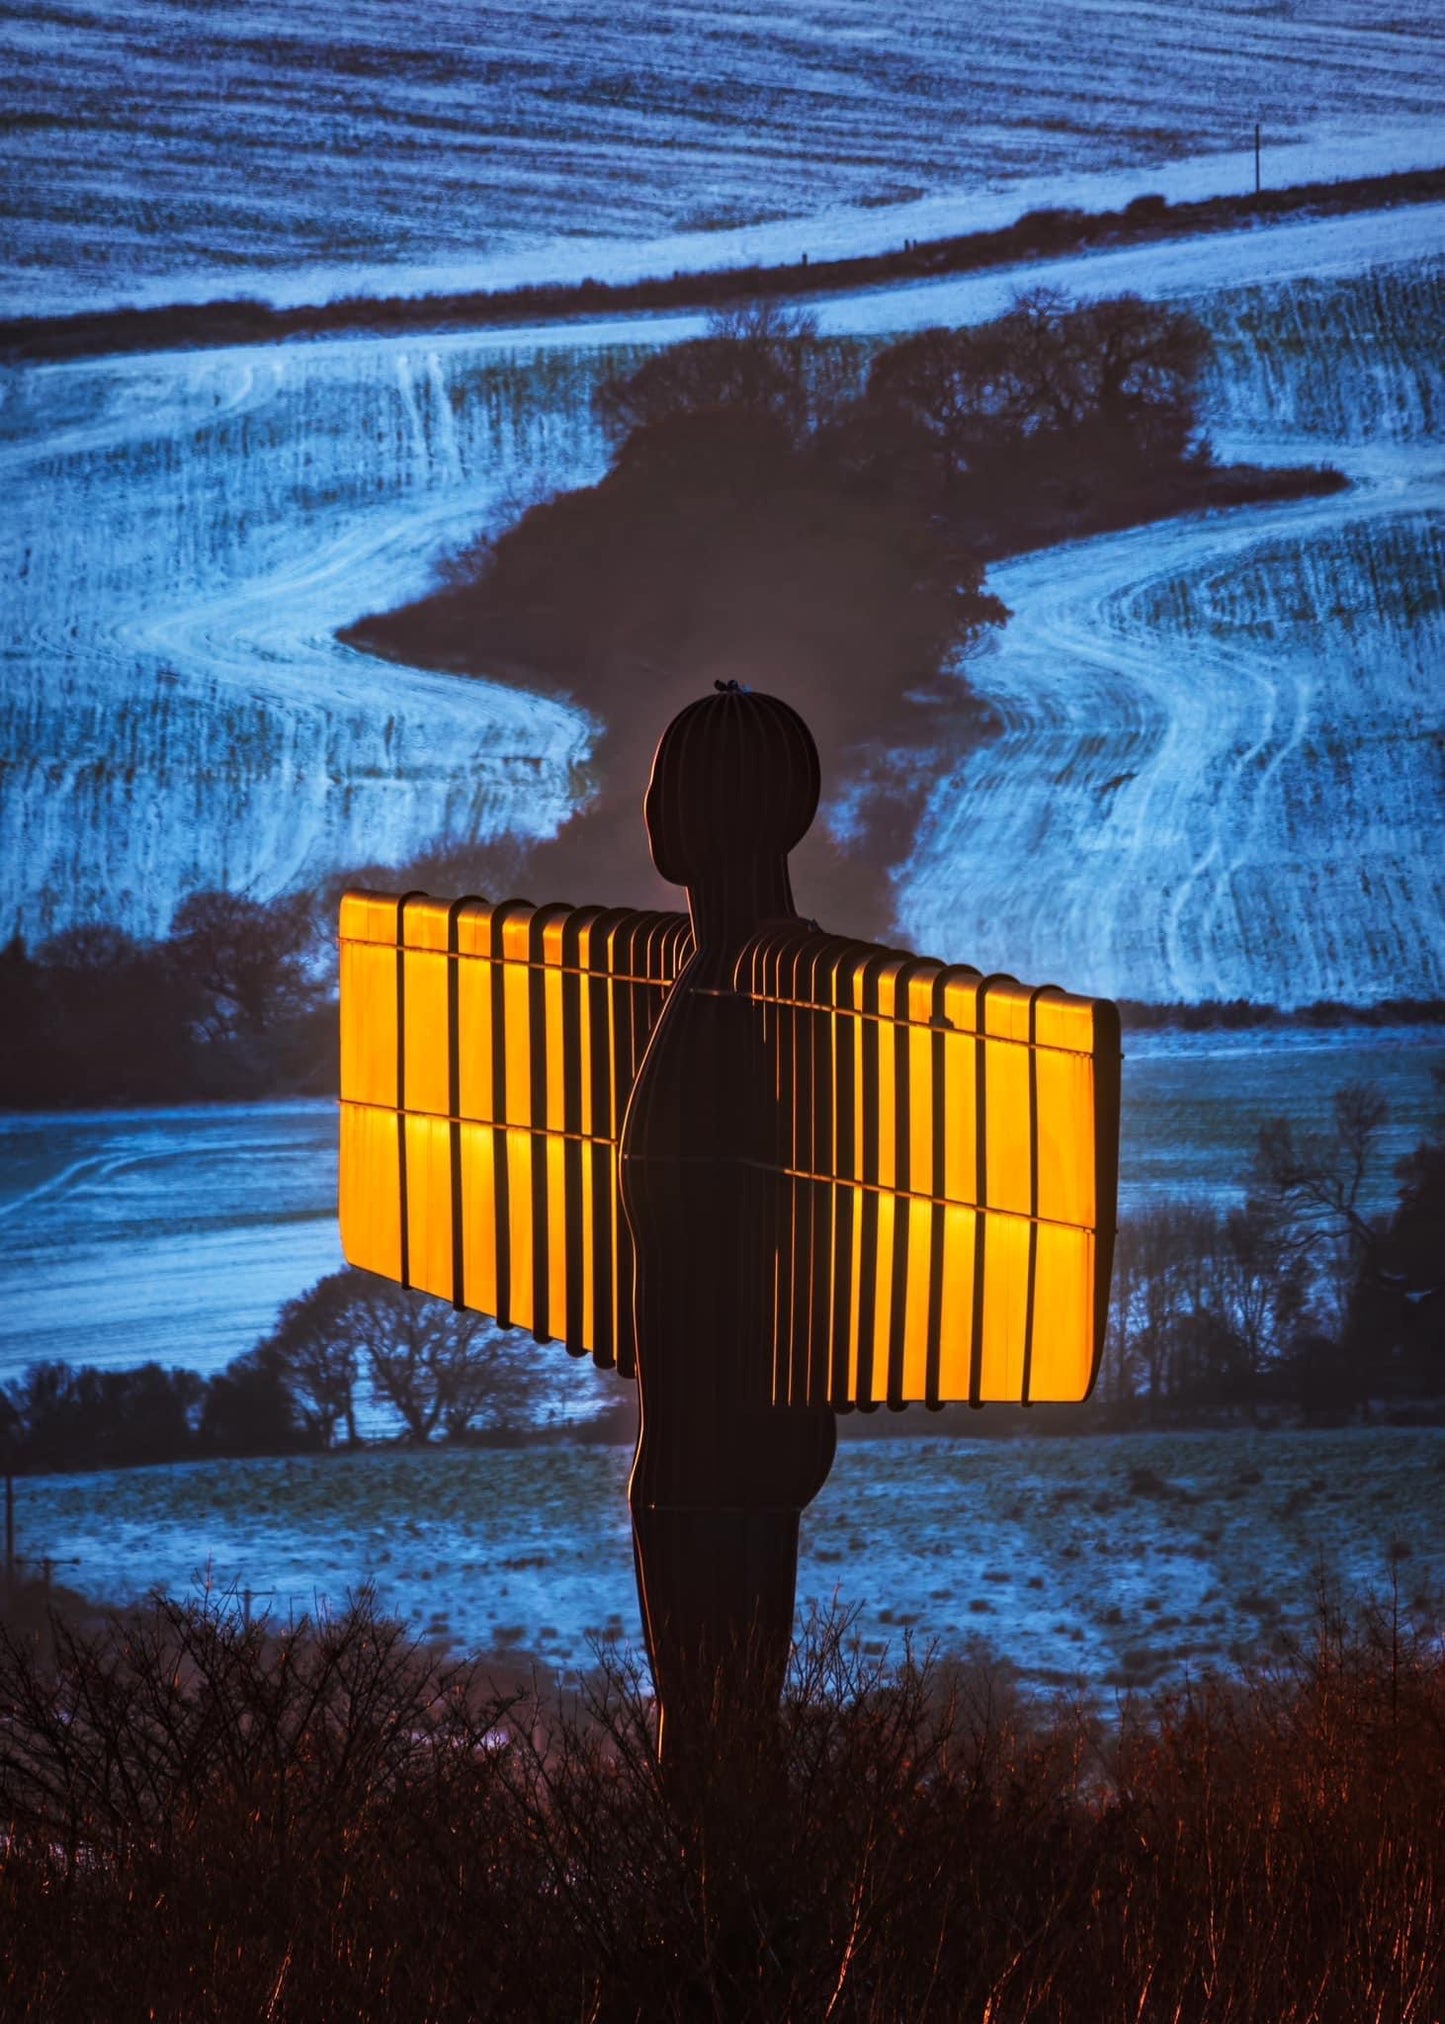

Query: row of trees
<box><xmin>0</xmin><ymin>1271</ymin><xmax>551</xmax><ymax>1474</ymax></box>
<box><xmin>6</xmin><ymin>1078</ymin><xmax>1439</xmax><ymax>1472</ymax></box>
<box><xmin>0</xmin><ymin>888</ymin><xmax>334</xmax><ymax>1105</ymax></box>
<box><xmin>1100</xmin><ymin>1076</ymin><xmax>1445</xmax><ymax>1418</ymax></box>
<box><xmin>596</xmin><ymin>289</ymin><xmax>1217</xmax><ymax>547</ymax></box>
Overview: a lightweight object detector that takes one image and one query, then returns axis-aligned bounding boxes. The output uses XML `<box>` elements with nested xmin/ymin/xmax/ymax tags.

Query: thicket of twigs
<box><xmin>1</xmin><ymin>1585</ymin><xmax>1440</xmax><ymax>2022</ymax></box>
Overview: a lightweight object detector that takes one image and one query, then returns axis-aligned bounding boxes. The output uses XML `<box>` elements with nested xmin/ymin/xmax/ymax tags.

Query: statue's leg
<box><xmin>630</xmin><ymin>1503</ymin><xmax>801</xmax><ymax>1764</ymax></box>
<box><xmin>619</xmin><ymin>1145</ymin><xmax>836</xmax><ymax>1766</ymax></box>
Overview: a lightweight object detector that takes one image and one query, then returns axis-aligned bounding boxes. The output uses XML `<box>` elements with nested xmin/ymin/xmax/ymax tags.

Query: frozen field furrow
<box><xmin>3</xmin><ymin>0</ymin><xmax>1441</xmax><ymax>316</ymax></box>
<box><xmin>1203</xmin><ymin>265</ymin><xmax>1445</xmax><ymax>445</ymax></box>
<box><xmin>900</xmin><ymin>489</ymin><xmax>1445</xmax><ymax>1003</ymax></box>
<box><xmin>898</xmin><ymin>261</ymin><xmax>1445</xmax><ymax>1005</ymax></box>
<box><xmin>6</xmin><ymin>208</ymin><xmax>1444</xmax><ymax>970</ymax></box>
<box><xmin>2</xmin><ymin>341</ymin><xmax>634</xmax><ymax>940</ymax></box>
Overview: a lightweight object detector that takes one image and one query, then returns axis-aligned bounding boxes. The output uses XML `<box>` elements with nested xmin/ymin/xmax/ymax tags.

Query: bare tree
<box><xmin>1106</xmin><ymin>1205</ymin><xmax>1190</xmax><ymax>1410</ymax></box>
<box><xmin>1104</xmin><ymin>1200</ymin><xmax>1307</xmax><ymax>1412</ymax></box>
<box><xmin>266</xmin><ymin>1275</ymin><xmax>364</xmax><ymax>1446</ymax></box>
<box><xmin>168</xmin><ymin>888</ymin><xmax>319</xmax><ymax>1038</ymax></box>
<box><xmin>594</xmin><ymin>301</ymin><xmax>860</xmax><ymax>446</ymax></box>
<box><xmin>359</xmin><ymin>1282</ymin><xmax>526</xmax><ymax>1441</ymax></box>
<box><xmin>1063</xmin><ymin>293</ymin><xmax>1209</xmax><ymax>459</ymax></box>
<box><xmin>1250</xmin><ymin>1081</ymin><xmax>1390</xmax><ymax>1329</ymax></box>
<box><xmin>1213</xmin><ymin>1204</ymin><xmax>1309</xmax><ymax>1380</ymax></box>
<box><xmin>862</xmin><ymin>321</ymin><xmax>1023</xmax><ymax>486</ymax></box>
<box><xmin>34</xmin><ymin>923</ymin><xmax>146</xmax><ymax>972</ymax></box>
<box><xmin>863</xmin><ymin>287</ymin><xmax>1208</xmax><ymax>484</ymax></box>
<box><xmin>266</xmin><ymin>1268</ymin><xmax>535</xmax><ymax>1443</ymax></box>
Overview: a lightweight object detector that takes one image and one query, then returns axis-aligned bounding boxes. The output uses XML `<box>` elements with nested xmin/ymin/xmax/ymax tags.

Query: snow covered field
<box><xmin>4</xmin><ymin>0</ymin><xmax>1441</xmax><ymax>317</ymax></box>
<box><xmin>0</xmin><ymin>342</ymin><xmax>617</xmax><ymax>942</ymax></box>
<box><xmin>5</xmin><ymin>206</ymin><xmax>1444</xmax><ymax>999</ymax></box>
<box><xmin>0</xmin><ymin>1102</ymin><xmax>343</xmax><ymax>1382</ymax></box>
<box><xmin>2</xmin><ymin>1024</ymin><xmax>1437</xmax><ymax>1389</ymax></box>
<box><xmin>5</xmin><ymin>13</ymin><xmax>1443</xmax><ymax>1710</ymax></box>
<box><xmin>13</xmin><ymin>1428</ymin><xmax>1442</xmax><ymax>1693</ymax></box>
<box><xmin>896</xmin><ymin>253</ymin><xmax>1445</xmax><ymax>1005</ymax></box>
<box><xmin>898</xmin><ymin>492</ymin><xmax>1445</xmax><ymax>1005</ymax></box>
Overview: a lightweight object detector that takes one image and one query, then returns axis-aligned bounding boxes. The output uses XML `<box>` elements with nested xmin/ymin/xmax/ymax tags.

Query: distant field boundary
<box><xmin>1117</xmin><ymin>997</ymin><xmax>1445</xmax><ymax>1033</ymax></box>
<box><xmin>3</xmin><ymin>165</ymin><xmax>1443</xmax><ymax>367</ymax></box>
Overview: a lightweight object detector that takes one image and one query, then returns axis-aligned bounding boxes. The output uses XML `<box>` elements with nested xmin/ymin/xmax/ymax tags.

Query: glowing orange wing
<box><xmin>740</xmin><ymin>925</ymin><xmax>1121</xmax><ymax>1409</ymax></box>
<box><xmin>338</xmin><ymin>890</ymin><xmax>691</xmax><ymax>1375</ymax></box>
<box><xmin>339</xmin><ymin>893</ymin><xmax>1119</xmax><ymax>1407</ymax></box>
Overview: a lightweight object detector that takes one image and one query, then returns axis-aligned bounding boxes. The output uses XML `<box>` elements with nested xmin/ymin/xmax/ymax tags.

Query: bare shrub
<box><xmin>2</xmin><ymin>1584</ymin><xmax>1440</xmax><ymax>2020</ymax></box>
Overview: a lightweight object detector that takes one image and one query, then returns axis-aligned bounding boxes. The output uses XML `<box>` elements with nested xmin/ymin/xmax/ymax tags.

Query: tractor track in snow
<box><xmin>3</xmin><ymin>206</ymin><xmax>1442</xmax><ymax>1003</ymax></box>
<box><xmin>900</xmin><ymin>458</ymin><xmax>1444</xmax><ymax>1003</ymax></box>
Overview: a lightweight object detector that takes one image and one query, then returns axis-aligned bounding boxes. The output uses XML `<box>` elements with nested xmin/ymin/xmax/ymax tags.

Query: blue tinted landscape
<box><xmin>2</xmin><ymin>0</ymin><xmax>1442</xmax><ymax>1681</ymax></box>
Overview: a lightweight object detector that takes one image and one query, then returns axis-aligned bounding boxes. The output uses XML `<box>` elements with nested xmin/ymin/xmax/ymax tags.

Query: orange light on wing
<box><xmin>737</xmin><ymin>925</ymin><xmax>1120</xmax><ymax>1410</ymax></box>
<box><xmin>340</xmin><ymin>893</ymin><xmax>1119</xmax><ymax>1411</ymax></box>
<box><xmin>337</xmin><ymin>890</ymin><xmax>692</xmax><ymax>1373</ymax></box>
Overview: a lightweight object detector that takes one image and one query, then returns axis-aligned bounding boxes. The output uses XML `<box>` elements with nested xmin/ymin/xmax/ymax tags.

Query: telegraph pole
<box><xmin>4</xmin><ymin>1470</ymin><xmax>14</xmax><ymax>1598</ymax></box>
<box><xmin>1254</xmin><ymin>123</ymin><xmax>1262</xmax><ymax>198</ymax></box>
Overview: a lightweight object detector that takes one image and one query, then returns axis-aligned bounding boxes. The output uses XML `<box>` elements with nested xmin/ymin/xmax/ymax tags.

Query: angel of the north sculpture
<box><xmin>340</xmin><ymin>686</ymin><xmax>1120</xmax><ymax>1760</ymax></box>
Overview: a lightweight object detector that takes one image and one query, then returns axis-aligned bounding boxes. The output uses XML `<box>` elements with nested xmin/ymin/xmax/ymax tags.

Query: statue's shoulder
<box><xmin>733</xmin><ymin>919</ymin><xmax>979</xmax><ymax>1020</ymax></box>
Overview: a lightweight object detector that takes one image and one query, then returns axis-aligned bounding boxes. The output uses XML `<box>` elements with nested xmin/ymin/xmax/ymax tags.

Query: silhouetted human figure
<box><xmin>340</xmin><ymin>687</ymin><xmax>1122</xmax><ymax>1779</ymax></box>
<box><xmin>619</xmin><ymin>685</ymin><xmax>837</xmax><ymax>1766</ymax></box>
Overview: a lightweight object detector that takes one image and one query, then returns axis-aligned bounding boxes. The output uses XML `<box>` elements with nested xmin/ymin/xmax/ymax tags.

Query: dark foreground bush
<box><xmin>1</xmin><ymin>1588</ymin><xmax>1440</xmax><ymax>2021</ymax></box>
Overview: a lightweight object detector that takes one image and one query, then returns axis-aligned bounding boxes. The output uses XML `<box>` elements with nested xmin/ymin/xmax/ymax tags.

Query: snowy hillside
<box><xmin>1202</xmin><ymin>265</ymin><xmax>1445</xmax><ymax>445</ymax></box>
<box><xmin>1</xmin><ymin>339</ymin><xmax>628</xmax><ymax>940</ymax></box>
<box><xmin>898</xmin><ymin>259</ymin><xmax>1445</xmax><ymax>1005</ymax></box>
<box><xmin>4</xmin><ymin>0</ymin><xmax>1442</xmax><ymax>316</ymax></box>
<box><xmin>3</xmin><ymin>209</ymin><xmax>1443</xmax><ymax>1004</ymax></box>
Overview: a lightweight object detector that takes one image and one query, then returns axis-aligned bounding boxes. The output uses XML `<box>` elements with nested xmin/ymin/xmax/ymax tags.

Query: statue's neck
<box><xmin>685</xmin><ymin>855</ymin><xmax>797</xmax><ymax>970</ymax></box>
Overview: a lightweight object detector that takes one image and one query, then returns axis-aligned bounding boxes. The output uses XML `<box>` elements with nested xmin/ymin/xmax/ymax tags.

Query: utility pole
<box><xmin>4</xmin><ymin>1471</ymin><xmax>13</xmax><ymax>1597</ymax></box>
<box><xmin>1254</xmin><ymin>123</ymin><xmax>1262</xmax><ymax>198</ymax></box>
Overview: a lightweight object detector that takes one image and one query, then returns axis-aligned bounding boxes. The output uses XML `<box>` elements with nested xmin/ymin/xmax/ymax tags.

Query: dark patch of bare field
<box><xmin>343</xmin><ymin>300</ymin><xmax>1344</xmax><ymax>938</ymax></box>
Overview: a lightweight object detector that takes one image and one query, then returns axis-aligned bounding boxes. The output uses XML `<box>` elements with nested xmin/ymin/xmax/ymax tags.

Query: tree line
<box><xmin>10</xmin><ymin>165</ymin><xmax>1441</xmax><ymax>367</ymax></box>
<box><xmin>0</xmin><ymin>1272</ymin><xmax>558</xmax><ymax>1475</ymax></box>
<box><xmin>0</xmin><ymin>889</ymin><xmax>335</xmax><ymax>1107</ymax></box>
<box><xmin>4</xmin><ymin>1076</ymin><xmax>1438</xmax><ymax>1475</ymax></box>
<box><xmin>1098</xmin><ymin>1074</ymin><xmax>1444</xmax><ymax>1420</ymax></box>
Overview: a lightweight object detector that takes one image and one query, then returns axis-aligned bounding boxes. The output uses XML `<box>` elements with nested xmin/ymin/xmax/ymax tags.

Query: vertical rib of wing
<box><xmin>735</xmin><ymin>925</ymin><xmax>1117</xmax><ymax>1409</ymax></box>
<box><xmin>338</xmin><ymin>889</ymin><xmax>691</xmax><ymax>1376</ymax></box>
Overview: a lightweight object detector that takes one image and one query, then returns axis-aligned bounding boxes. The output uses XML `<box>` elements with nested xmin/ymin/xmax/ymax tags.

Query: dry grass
<box><xmin>1</xmin><ymin>1582</ymin><xmax>1440</xmax><ymax>2021</ymax></box>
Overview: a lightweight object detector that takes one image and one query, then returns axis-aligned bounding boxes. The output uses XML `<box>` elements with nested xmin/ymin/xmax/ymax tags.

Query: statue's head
<box><xmin>644</xmin><ymin>684</ymin><xmax>820</xmax><ymax>888</ymax></box>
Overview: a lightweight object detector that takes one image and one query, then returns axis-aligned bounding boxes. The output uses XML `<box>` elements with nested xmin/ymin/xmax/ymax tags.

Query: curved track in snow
<box><xmin>3</xmin><ymin>205</ymin><xmax>1443</xmax><ymax>1006</ymax></box>
<box><xmin>899</xmin><ymin>460</ymin><xmax>1444</xmax><ymax>1004</ymax></box>
<box><xmin>1</xmin><ymin>339</ymin><xmax>619</xmax><ymax>938</ymax></box>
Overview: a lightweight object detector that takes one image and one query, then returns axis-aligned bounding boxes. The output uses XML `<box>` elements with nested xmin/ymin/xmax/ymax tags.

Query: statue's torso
<box><xmin>619</xmin><ymin>948</ymin><xmax>835</xmax><ymax>1511</ymax></box>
